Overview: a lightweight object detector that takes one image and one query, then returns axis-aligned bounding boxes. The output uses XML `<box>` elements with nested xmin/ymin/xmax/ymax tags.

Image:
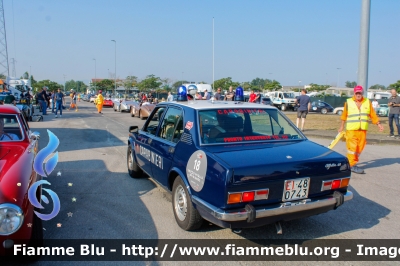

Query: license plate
<box><xmin>282</xmin><ymin>178</ymin><xmax>310</xmax><ymax>202</ymax></box>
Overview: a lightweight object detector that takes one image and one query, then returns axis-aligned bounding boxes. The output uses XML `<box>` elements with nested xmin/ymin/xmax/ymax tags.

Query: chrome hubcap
<box><xmin>174</xmin><ymin>185</ymin><xmax>187</xmax><ymax>221</ymax></box>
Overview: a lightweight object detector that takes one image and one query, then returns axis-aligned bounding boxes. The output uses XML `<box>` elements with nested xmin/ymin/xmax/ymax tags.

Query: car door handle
<box><xmin>147</xmin><ymin>138</ymin><xmax>152</xmax><ymax>144</ymax></box>
<box><xmin>168</xmin><ymin>146</ymin><xmax>175</xmax><ymax>153</ymax></box>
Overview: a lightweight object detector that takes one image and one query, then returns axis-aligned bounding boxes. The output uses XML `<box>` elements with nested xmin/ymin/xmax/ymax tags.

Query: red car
<box><xmin>103</xmin><ymin>98</ymin><xmax>113</xmax><ymax>107</ymax></box>
<box><xmin>0</xmin><ymin>105</ymin><xmax>42</xmax><ymax>255</ymax></box>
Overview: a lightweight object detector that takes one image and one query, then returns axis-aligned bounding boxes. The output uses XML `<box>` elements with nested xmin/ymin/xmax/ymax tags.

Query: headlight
<box><xmin>0</xmin><ymin>204</ymin><xmax>24</xmax><ymax>236</ymax></box>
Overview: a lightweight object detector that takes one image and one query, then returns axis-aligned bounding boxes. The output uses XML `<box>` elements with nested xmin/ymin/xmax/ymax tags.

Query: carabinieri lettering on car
<box><xmin>127</xmin><ymin>88</ymin><xmax>352</xmax><ymax>233</ymax></box>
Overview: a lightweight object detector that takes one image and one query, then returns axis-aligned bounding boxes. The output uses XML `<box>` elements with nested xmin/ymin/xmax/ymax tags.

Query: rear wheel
<box><xmin>337</xmin><ymin>110</ymin><xmax>343</xmax><ymax>116</ymax></box>
<box><xmin>321</xmin><ymin>108</ymin><xmax>328</xmax><ymax>114</ymax></box>
<box><xmin>127</xmin><ymin>146</ymin><xmax>143</xmax><ymax>178</ymax></box>
<box><xmin>281</xmin><ymin>104</ymin><xmax>287</xmax><ymax>111</ymax></box>
<box><xmin>172</xmin><ymin>176</ymin><xmax>203</xmax><ymax>231</ymax></box>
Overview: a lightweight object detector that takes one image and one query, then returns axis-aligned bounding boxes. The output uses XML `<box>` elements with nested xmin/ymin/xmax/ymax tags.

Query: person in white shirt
<box><xmin>372</xmin><ymin>99</ymin><xmax>380</xmax><ymax>109</ymax></box>
<box><xmin>167</xmin><ymin>92</ymin><xmax>174</xmax><ymax>102</ymax></box>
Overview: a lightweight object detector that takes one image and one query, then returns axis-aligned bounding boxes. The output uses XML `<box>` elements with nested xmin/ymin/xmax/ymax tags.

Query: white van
<box><xmin>182</xmin><ymin>83</ymin><xmax>213</xmax><ymax>97</ymax></box>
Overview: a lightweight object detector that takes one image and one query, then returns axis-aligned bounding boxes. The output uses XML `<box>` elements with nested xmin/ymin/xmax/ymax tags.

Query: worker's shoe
<box><xmin>351</xmin><ymin>165</ymin><xmax>365</xmax><ymax>174</ymax></box>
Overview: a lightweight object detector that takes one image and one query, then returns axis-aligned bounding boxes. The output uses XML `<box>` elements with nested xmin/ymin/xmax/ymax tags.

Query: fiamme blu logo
<box><xmin>28</xmin><ymin>130</ymin><xmax>61</xmax><ymax>221</ymax></box>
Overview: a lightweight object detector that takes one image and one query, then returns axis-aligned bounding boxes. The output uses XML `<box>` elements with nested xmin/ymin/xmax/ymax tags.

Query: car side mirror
<box><xmin>129</xmin><ymin>126</ymin><xmax>138</xmax><ymax>133</ymax></box>
<box><xmin>31</xmin><ymin>131</ymin><xmax>40</xmax><ymax>140</ymax></box>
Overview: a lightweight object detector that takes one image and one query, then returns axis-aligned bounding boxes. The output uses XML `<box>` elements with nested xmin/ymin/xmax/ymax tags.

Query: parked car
<box><xmin>16</xmin><ymin>97</ymin><xmax>34</xmax><ymax>122</ymax></box>
<box><xmin>333</xmin><ymin>107</ymin><xmax>344</xmax><ymax>116</ymax></box>
<box><xmin>103</xmin><ymin>98</ymin><xmax>113</xmax><ymax>107</ymax></box>
<box><xmin>130</xmin><ymin>101</ymin><xmax>156</xmax><ymax>120</ymax></box>
<box><xmin>127</xmin><ymin>100</ymin><xmax>352</xmax><ymax>232</ymax></box>
<box><xmin>89</xmin><ymin>95</ymin><xmax>97</xmax><ymax>103</ymax></box>
<box><xmin>261</xmin><ymin>97</ymin><xmax>272</xmax><ymax>105</ymax></box>
<box><xmin>0</xmin><ymin>105</ymin><xmax>42</xmax><ymax>254</ymax></box>
<box><xmin>309</xmin><ymin>101</ymin><xmax>334</xmax><ymax>114</ymax></box>
<box><xmin>376</xmin><ymin>104</ymin><xmax>389</xmax><ymax>117</ymax></box>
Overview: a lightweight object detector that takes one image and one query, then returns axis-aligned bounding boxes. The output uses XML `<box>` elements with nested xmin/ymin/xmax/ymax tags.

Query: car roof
<box><xmin>158</xmin><ymin>100</ymin><xmax>278</xmax><ymax>110</ymax></box>
<box><xmin>0</xmin><ymin>105</ymin><xmax>21</xmax><ymax>114</ymax></box>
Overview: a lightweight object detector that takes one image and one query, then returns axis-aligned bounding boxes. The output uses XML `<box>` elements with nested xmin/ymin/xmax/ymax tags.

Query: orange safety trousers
<box><xmin>346</xmin><ymin>130</ymin><xmax>367</xmax><ymax>167</ymax></box>
<box><xmin>97</xmin><ymin>104</ymin><xmax>103</xmax><ymax>113</ymax></box>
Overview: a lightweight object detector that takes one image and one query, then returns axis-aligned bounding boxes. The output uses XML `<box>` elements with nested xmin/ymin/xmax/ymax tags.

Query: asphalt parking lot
<box><xmin>25</xmin><ymin>100</ymin><xmax>400</xmax><ymax>266</ymax></box>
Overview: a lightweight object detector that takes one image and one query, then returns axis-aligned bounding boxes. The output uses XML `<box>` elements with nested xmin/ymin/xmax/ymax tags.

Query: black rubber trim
<box><xmin>245</xmin><ymin>204</ymin><xmax>256</xmax><ymax>223</ymax></box>
<box><xmin>333</xmin><ymin>191</ymin><xmax>344</xmax><ymax>209</ymax></box>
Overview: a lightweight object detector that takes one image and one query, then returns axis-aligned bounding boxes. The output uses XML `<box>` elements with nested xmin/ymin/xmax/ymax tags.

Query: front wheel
<box><xmin>337</xmin><ymin>110</ymin><xmax>343</xmax><ymax>116</ymax></box>
<box><xmin>172</xmin><ymin>176</ymin><xmax>203</xmax><ymax>231</ymax></box>
<box><xmin>281</xmin><ymin>104</ymin><xmax>287</xmax><ymax>111</ymax></box>
<box><xmin>127</xmin><ymin>146</ymin><xmax>143</xmax><ymax>178</ymax></box>
<box><xmin>321</xmin><ymin>108</ymin><xmax>328</xmax><ymax>114</ymax></box>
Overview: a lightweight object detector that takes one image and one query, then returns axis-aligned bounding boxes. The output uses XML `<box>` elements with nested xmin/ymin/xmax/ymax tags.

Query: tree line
<box><xmin>2</xmin><ymin>71</ymin><xmax>400</xmax><ymax>93</ymax></box>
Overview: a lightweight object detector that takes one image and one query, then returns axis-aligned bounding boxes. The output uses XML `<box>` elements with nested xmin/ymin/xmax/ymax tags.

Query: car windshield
<box><xmin>198</xmin><ymin>108</ymin><xmax>304</xmax><ymax>144</ymax></box>
<box><xmin>380</xmin><ymin>104</ymin><xmax>388</xmax><ymax>107</ymax></box>
<box><xmin>283</xmin><ymin>93</ymin><xmax>295</xmax><ymax>98</ymax></box>
<box><xmin>0</xmin><ymin>114</ymin><xmax>23</xmax><ymax>141</ymax></box>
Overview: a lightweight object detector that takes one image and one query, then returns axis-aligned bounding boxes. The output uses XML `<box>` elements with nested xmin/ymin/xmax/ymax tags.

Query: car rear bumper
<box><xmin>192</xmin><ymin>191</ymin><xmax>352</xmax><ymax>223</ymax></box>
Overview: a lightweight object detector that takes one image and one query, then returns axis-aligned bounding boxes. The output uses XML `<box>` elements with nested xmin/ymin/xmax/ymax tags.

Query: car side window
<box><xmin>157</xmin><ymin>107</ymin><xmax>183</xmax><ymax>143</ymax></box>
<box><xmin>142</xmin><ymin>107</ymin><xmax>165</xmax><ymax>136</ymax></box>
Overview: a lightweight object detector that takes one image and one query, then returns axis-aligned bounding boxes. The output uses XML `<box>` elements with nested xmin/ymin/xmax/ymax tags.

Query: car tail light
<box><xmin>227</xmin><ymin>193</ymin><xmax>241</xmax><ymax>204</ymax></box>
<box><xmin>321</xmin><ymin>177</ymin><xmax>350</xmax><ymax>191</ymax></box>
<box><xmin>227</xmin><ymin>189</ymin><xmax>269</xmax><ymax>204</ymax></box>
<box><xmin>331</xmin><ymin>180</ymin><xmax>341</xmax><ymax>189</ymax></box>
<box><xmin>242</xmin><ymin>192</ymin><xmax>255</xmax><ymax>202</ymax></box>
<box><xmin>254</xmin><ymin>189</ymin><xmax>269</xmax><ymax>200</ymax></box>
<box><xmin>340</xmin><ymin>178</ymin><xmax>350</xmax><ymax>187</ymax></box>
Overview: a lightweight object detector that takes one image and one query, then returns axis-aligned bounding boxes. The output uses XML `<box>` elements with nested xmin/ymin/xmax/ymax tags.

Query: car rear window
<box><xmin>198</xmin><ymin>108</ymin><xmax>303</xmax><ymax>144</ymax></box>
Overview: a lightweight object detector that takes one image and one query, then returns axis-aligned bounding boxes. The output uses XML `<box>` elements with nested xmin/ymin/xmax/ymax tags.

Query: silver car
<box><xmin>113</xmin><ymin>100</ymin><xmax>137</xmax><ymax>112</ymax></box>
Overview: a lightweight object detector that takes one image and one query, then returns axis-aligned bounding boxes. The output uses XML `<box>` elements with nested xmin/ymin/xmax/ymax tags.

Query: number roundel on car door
<box><xmin>186</xmin><ymin>150</ymin><xmax>207</xmax><ymax>192</ymax></box>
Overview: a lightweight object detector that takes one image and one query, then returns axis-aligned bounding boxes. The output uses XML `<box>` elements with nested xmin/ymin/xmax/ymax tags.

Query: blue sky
<box><xmin>4</xmin><ymin>0</ymin><xmax>399</xmax><ymax>88</ymax></box>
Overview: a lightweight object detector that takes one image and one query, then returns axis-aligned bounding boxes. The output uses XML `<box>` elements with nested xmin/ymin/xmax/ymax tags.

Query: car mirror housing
<box><xmin>129</xmin><ymin>126</ymin><xmax>138</xmax><ymax>133</ymax></box>
<box><xmin>30</xmin><ymin>131</ymin><xmax>40</xmax><ymax>140</ymax></box>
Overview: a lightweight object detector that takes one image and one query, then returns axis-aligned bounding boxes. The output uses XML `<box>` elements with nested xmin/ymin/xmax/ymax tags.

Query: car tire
<box><xmin>172</xmin><ymin>176</ymin><xmax>203</xmax><ymax>231</ymax></box>
<box><xmin>130</xmin><ymin>107</ymin><xmax>135</xmax><ymax>117</ymax></box>
<box><xmin>337</xmin><ymin>110</ymin><xmax>343</xmax><ymax>116</ymax></box>
<box><xmin>127</xmin><ymin>145</ymin><xmax>143</xmax><ymax>178</ymax></box>
<box><xmin>281</xmin><ymin>104</ymin><xmax>287</xmax><ymax>111</ymax></box>
<box><xmin>321</xmin><ymin>108</ymin><xmax>328</xmax><ymax>114</ymax></box>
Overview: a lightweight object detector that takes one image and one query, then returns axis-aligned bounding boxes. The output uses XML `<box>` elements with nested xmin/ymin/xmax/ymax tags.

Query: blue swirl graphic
<box><xmin>33</xmin><ymin>130</ymin><xmax>59</xmax><ymax>177</ymax></box>
<box><xmin>28</xmin><ymin>180</ymin><xmax>61</xmax><ymax>221</ymax></box>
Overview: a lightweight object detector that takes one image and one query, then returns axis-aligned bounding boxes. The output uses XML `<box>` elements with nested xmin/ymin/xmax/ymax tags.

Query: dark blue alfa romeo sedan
<box><xmin>127</xmin><ymin>96</ymin><xmax>352</xmax><ymax>231</ymax></box>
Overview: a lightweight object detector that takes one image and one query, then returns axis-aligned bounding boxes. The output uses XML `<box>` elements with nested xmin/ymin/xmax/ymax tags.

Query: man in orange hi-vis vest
<box><xmin>338</xmin><ymin>85</ymin><xmax>384</xmax><ymax>174</ymax></box>
<box><xmin>96</xmin><ymin>90</ymin><xmax>104</xmax><ymax>114</ymax></box>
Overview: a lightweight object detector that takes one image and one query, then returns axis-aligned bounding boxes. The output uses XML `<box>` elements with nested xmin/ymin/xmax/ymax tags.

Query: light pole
<box><xmin>111</xmin><ymin>40</ymin><xmax>116</xmax><ymax>95</ymax></box>
<box><xmin>337</xmin><ymin>68</ymin><xmax>341</xmax><ymax>87</ymax></box>
<box><xmin>93</xmin><ymin>58</ymin><xmax>96</xmax><ymax>92</ymax></box>
<box><xmin>29</xmin><ymin>66</ymin><xmax>32</xmax><ymax>91</ymax></box>
<box><xmin>298</xmin><ymin>80</ymin><xmax>301</xmax><ymax>93</ymax></box>
<box><xmin>63</xmin><ymin>74</ymin><xmax>66</xmax><ymax>92</ymax></box>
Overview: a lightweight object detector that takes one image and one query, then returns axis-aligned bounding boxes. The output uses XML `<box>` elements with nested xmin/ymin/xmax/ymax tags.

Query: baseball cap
<box><xmin>354</xmin><ymin>85</ymin><xmax>363</xmax><ymax>93</ymax></box>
